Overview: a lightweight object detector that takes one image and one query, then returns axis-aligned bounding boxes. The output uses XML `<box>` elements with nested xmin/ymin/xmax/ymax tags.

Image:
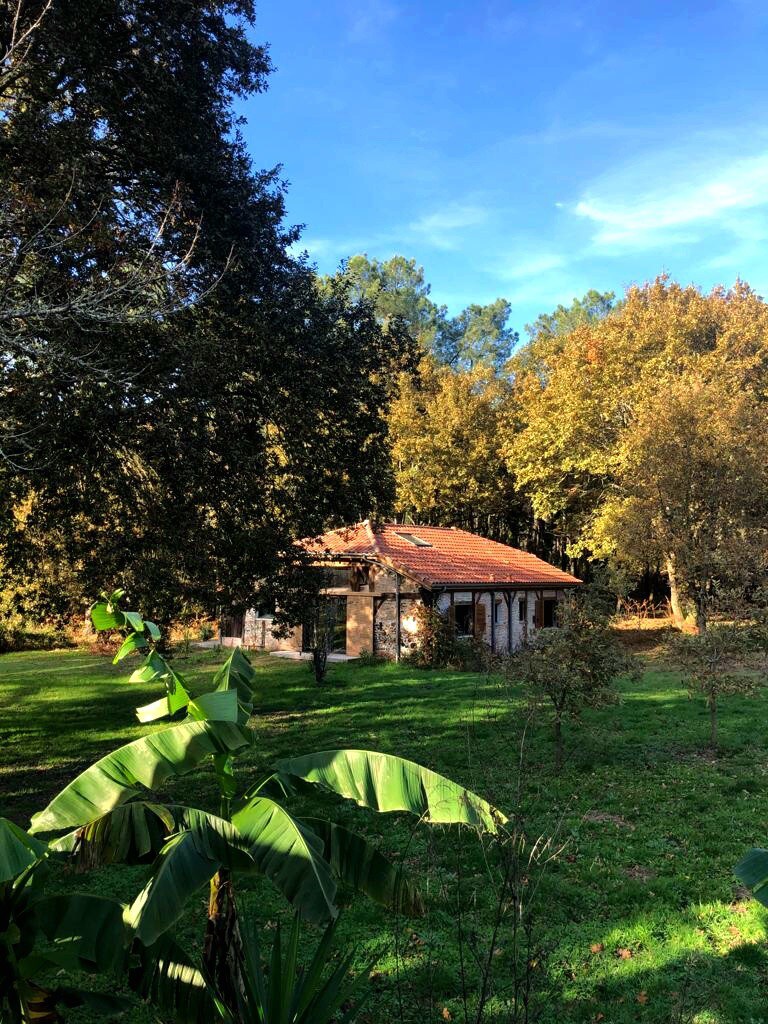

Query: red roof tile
<box><xmin>302</xmin><ymin>521</ymin><xmax>582</xmax><ymax>588</ymax></box>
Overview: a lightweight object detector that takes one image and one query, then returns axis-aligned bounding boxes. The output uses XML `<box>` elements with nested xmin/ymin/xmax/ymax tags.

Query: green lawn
<box><xmin>2</xmin><ymin>643</ymin><xmax>768</xmax><ymax>1022</ymax></box>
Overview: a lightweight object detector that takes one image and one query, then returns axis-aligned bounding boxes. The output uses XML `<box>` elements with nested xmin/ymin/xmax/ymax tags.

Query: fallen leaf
<box><xmin>636</xmin><ymin>990</ymin><xmax>648</xmax><ymax>1004</ymax></box>
<box><xmin>728</xmin><ymin>925</ymin><xmax>741</xmax><ymax>937</ymax></box>
<box><xmin>595</xmin><ymin>1015</ymin><xmax>605</xmax><ymax>1022</ymax></box>
<box><xmin>441</xmin><ymin>1009</ymin><xmax>452</xmax><ymax>1021</ymax></box>
<box><xmin>590</xmin><ymin>943</ymin><xmax>604</xmax><ymax>954</ymax></box>
<box><xmin>617</xmin><ymin>947</ymin><xmax>632</xmax><ymax>959</ymax></box>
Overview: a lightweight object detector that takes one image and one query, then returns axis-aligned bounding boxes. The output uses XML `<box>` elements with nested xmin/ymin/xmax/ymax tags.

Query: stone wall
<box><xmin>373</xmin><ymin>594</ymin><xmax>423</xmax><ymax>659</ymax></box>
<box><xmin>242</xmin><ymin>610</ymin><xmax>301</xmax><ymax>652</ymax></box>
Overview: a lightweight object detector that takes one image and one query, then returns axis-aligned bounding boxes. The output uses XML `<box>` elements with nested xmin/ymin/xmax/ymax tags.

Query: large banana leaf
<box><xmin>188</xmin><ymin>689</ymin><xmax>240</xmax><ymax>723</ymax></box>
<box><xmin>33</xmin><ymin>893</ymin><xmax>131</xmax><ymax>973</ymax></box>
<box><xmin>126</xmin><ymin>810</ymin><xmax>254</xmax><ymax>945</ymax></box>
<box><xmin>0</xmin><ymin>817</ymin><xmax>47</xmax><ymax>882</ymax></box>
<box><xmin>131</xmin><ymin>933</ymin><xmax>222</xmax><ymax>1023</ymax></box>
<box><xmin>303</xmin><ymin>818</ymin><xmax>424</xmax><ymax>916</ymax></box>
<box><xmin>49</xmin><ymin>801</ymin><xmax>177</xmax><ymax>865</ymax></box>
<box><xmin>276</xmin><ymin>750</ymin><xmax>507</xmax><ymax>833</ymax></box>
<box><xmin>233</xmin><ymin>797</ymin><xmax>338</xmax><ymax>925</ymax></box>
<box><xmin>735</xmin><ymin>847</ymin><xmax>768</xmax><ymax>906</ymax></box>
<box><xmin>214</xmin><ymin>648</ymin><xmax>256</xmax><ymax>724</ymax></box>
<box><xmin>30</xmin><ymin>721</ymin><xmax>252</xmax><ymax>835</ymax></box>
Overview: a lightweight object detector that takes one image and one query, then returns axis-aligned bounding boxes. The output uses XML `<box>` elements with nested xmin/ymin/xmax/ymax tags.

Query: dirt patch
<box><xmin>613</xmin><ymin>618</ymin><xmax>676</xmax><ymax>656</ymax></box>
<box><xmin>583</xmin><ymin>810</ymin><xmax>635</xmax><ymax>829</ymax></box>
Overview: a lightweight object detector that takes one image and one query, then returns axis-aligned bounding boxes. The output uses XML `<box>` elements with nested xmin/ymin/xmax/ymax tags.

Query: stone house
<box><xmin>221</xmin><ymin>521</ymin><xmax>581</xmax><ymax>659</ymax></box>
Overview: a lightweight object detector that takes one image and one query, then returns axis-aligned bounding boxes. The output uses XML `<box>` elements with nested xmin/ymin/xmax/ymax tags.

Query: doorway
<box><xmin>302</xmin><ymin>597</ymin><xmax>347</xmax><ymax>653</ymax></box>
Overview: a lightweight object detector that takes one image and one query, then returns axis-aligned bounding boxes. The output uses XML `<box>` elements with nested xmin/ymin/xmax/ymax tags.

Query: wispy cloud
<box><xmin>574</xmin><ymin>148</ymin><xmax>768</xmax><ymax>250</ymax></box>
<box><xmin>492</xmin><ymin>252</ymin><xmax>565</xmax><ymax>281</ymax></box>
<box><xmin>408</xmin><ymin>202</ymin><xmax>489</xmax><ymax>250</ymax></box>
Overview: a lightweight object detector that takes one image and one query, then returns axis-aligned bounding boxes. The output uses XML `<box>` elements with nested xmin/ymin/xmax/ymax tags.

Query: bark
<box><xmin>696</xmin><ymin>603</ymin><xmax>708</xmax><ymax>635</ymax></box>
<box><xmin>666</xmin><ymin>555</ymin><xmax>695</xmax><ymax>630</ymax></box>
<box><xmin>709</xmin><ymin>699</ymin><xmax>718</xmax><ymax>751</ymax></box>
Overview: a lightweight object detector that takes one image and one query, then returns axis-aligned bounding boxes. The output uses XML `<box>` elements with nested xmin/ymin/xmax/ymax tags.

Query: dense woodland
<box><xmin>2</xmin><ymin>0</ymin><xmax>767</xmax><ymax>635</ymax></box>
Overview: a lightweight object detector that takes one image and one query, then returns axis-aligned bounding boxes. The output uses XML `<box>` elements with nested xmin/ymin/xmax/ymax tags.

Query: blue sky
<box><xmin>240</xmin><ymin>0</ymin><xmax>768</xmax><ymax>331</ymax></box>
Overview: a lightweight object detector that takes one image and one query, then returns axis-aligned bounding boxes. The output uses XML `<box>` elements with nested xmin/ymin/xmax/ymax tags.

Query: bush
<box><xmin>404</xmin><ymin>604</ymin><xmax>492</xmax><ymax>671</ymax></box>
<box><xmin>505</xmin><ymin>599</ymin><xmax>636</xmax><ymax>768</ymax></box>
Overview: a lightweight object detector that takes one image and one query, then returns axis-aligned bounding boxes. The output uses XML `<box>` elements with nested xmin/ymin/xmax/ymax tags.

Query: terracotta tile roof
<box><xmin>302</xmin><ymin>521</ymin><xmax>582</xmax><ymax>588</ymax></box>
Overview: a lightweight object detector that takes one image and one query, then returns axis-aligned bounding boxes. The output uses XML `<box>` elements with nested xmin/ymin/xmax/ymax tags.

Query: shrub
<box><xmin>405</xmin><ymin>604</ymin><xmax>492</xmax><ymax>671</ymax></box>
<box><xmin>669</xmin><ymin>622</ymin><xmax>766</xmax><ymax>749</ymax></box>
<box><xmin>506</xmin><ymin>599</ymin><xmax>635</xmax><ymax>768</ymax></box>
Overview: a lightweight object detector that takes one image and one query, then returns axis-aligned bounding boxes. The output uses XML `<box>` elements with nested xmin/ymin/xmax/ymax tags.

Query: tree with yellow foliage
<box><xmin>508</xmin><ymin>277</ymin><xmax>768</xmax><ymax>630</ymax></box>
<box><xmin>389</xmin><ymin>359</ymin><xmax>527</xmax><ymax>541</ymax></box>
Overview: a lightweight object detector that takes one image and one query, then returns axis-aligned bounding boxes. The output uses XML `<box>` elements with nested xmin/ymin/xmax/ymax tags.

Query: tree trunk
<box><xmin>666</xmin><ymin>555</ymin><xmax>694</xmax><ymax>630</ymax></box>
<box><xmin>696</xmin><ymin>603</ymin><xmax>708</xmax><ymax>635</ymax></box>
<box><xmin>554</xmin><ymin>714</ymin><xmax>564</xmax><ymax>770</ymax></box>
<box><xmin>709</xmin><ymin>699</ymin><xmax>718</xmax><ymax>751</ymax></box>
<box><xmin>203</xmin><ymin>869</ymin><xmax>243</xmax><ymax>1013</ymax></box>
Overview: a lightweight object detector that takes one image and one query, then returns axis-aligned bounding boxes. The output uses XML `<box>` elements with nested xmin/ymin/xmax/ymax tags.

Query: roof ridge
<box><xmin>363</xmin><ymin>518</ymin><xmax>381</xmax><ymax>555</ymax></box>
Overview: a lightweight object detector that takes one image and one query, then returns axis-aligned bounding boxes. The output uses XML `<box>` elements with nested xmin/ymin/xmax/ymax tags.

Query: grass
<box><xmin>2</xmin><ymin>640</ymin><xmax>768</xmax><ymax>1022</ymax></box>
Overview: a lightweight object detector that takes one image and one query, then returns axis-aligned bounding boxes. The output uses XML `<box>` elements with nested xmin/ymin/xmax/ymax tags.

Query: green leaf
<box><xmin>123</xmin><ymin>610</ymin><xmax>145</xmax><ymax>633</ymax></box>
<box><xmin>735</xmin><ymin>847</ymin><xmax>768</xmax><ymax>905</ymax></box>
<box><xmin>131</xmin><ymin>651</ymin><xmax>192</xmax><ymax>722</ymax></box>
<box><xmin>49</xmin><ymin>802</ymin><xmax>176</xmax><ymax>866</ymax></box>
<box><xmin>276</xmin><ymin>750</ymin><xmax>507</xmax><ymax>833</ymax></box>
<box><xmin>214</xmin><ymin>648</ymin><xmax>256</xmax><ymax>723</ymax></box>
<box><xmin>214</xmin><ymin>648</ymin><xmax>256</xmax><ymax>703</ymax></box>
<box><xmin>233</xmin><ymin>797</ymin><xmax>338</xmax><ymax>925</ymax></box>
<box><xmin>113</xmin><ymin>631</ymin><xmax>148</xmax><ymax>664</ymax></box>
<box><xmin>129</xmin><ymin>650</ymin><xmax>172</xmax><ymax>684</ymax></box>
<box><xmin>136</xmin><ymin>696</ymin><xmax>176</xmax><ymax>724</ymax></box>
<box><xmin>30</xmin><ymin>721</ymin><xmax>252</xmax><ymax>835</ymax></box>
<box><xmin>34</xmin><ymin>894</ymin><xmax>131</xmax><ymax>973</ymax></box>
<box><xmin>126</xmin><ymin>811</ymin><xmax>253</xmax><ymax>945</ymax></box>
<box><xmin>90</xmin><ymin>601</ymin><xmax>124</xmax><ymax>631</ymax></box>
<box><xmin>188</xmin><ymin>689</ymin><xmax>239</xmax><ymax>723</ymax></box>
<box><xmin>144</xmin><ymin>620</ymin><xmax>161</xmax><ymax>642</ymax></box>
<box><xmin>0</xmin><ymin>817</ymin><xmax>47</xmax><ymax>882</ymax></box>
<box><xmin>303</xmin><ymin>818</ymin><xmax>424</xmax><ymax>916</ymax></box>
<box><xmin>213</xmin><ymin>754</ymin><xmax>237</xmax><ymax>801</ymax></box>
<box><xmin>130</xmin><ymin>933</ymin><xmax>221</xmax><ymax>1023</ymax></box>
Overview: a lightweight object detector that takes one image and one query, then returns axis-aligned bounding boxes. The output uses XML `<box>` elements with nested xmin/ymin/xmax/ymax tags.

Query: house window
<box><xmin>518</xmin><ymin>598</ymin><xmax>527</xmax><ymax>622</ymax></box>
<box><xmin>318</xmin><ymin>567</ymin><xmax>351</xmax><ymax>589</ymax></box>
<box><xmin>393</xmin><ymin>531</ymin><xmax>432</xmax><ymax>547</ymax></box>
<box><xmin>543</xmin><ymin>598</ymin><xmax>558</xmax><ymax>627</ymax></box>
<box><xmin>494</xmin><ymin>599</ymin><xmax>503</xmax><ymax>624</ymax></box>
<box><xmin>454</xmin><ymin>603</ymin><xmax>473</xmax><ymax>637</ymax></box>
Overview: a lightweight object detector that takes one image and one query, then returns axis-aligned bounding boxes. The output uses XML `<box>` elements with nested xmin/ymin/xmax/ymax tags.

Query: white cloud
<box><xmin>492</xmin><ymin>252</ymin><xmax>565</xmax><ymax>281</ymax></box>
<box><xmin>574</xmin><ymin>148</ymin><xmax>768</xmax><ymax>250</ymax></box>
<box><xmin>407</xmin><ymin>202</ymin><xmax>489</xmax><ymax>250</ymax></box>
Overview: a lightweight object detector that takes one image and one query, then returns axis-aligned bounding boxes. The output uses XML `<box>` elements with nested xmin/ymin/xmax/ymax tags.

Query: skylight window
<box><xmin>394</xmin><ymin>531</ymin><xmax>432</xmax><ymax>547</ymax></box>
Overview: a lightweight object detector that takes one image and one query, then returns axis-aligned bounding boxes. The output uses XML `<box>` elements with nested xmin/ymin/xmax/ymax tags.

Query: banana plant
<box><xmin>0</xmin><ymin>817</ymin><xmax>131</xmax><ymax>1023</ymax></box>
<box><xmin>63</xmin><ymin>595</ymin><xmax>508</xmax><ymax>1020</ymax></box>
<box><xmin>90</xmin><ymin>590</ymin><xmax>254</xmax><ymax>726</ymax></box>
<box><xmin>30</xmin><ymin>721</ymin><xmax>505</xmax><ymax>1010</ymax></box>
